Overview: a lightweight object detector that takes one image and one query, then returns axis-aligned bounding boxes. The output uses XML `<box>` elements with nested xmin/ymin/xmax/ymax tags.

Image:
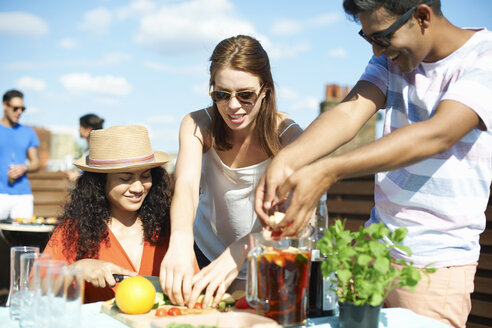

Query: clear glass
<box><xmin>51</xmin><ymin>266</ymin><xmax>84</xmax><ymax>328</ymax></box>
<box><xmin>32</xmin><ymin>260</ymin><xmax>67</xmax><ymax>328</ymax></box>
<box><xmin>8</xmin><ymin>246</ymin><xmax>39</xmax><ymax>320</ymax></box>
<box><xmin>19</xmin><ymin>253</ymin><xmax>51</xmax><ymax>328</ymax></box>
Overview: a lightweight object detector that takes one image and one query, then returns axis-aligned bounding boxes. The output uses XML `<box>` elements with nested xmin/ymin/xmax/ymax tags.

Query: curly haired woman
<box><xmin>43</xmin><ymin>125</ymin><xmax>197</xmax><ymax>303</ymax></box>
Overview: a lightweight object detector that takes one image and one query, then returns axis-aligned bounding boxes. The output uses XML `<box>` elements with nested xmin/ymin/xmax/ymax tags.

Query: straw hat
<box><xmin>74</xmin><ymin>125</ymin><xmax>169</xmax><ymax>173</ymax></box>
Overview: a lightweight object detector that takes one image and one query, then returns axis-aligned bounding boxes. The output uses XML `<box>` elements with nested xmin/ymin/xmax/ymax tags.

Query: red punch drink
<box><xmin>255</xmin><ymin>247</ymin><xmax>311</xmax><ymax>326</ymax></box>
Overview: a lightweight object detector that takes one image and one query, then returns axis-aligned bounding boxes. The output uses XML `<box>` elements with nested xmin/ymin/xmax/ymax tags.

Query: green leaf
<box><xmin>373</xmin><ymin>257</ymin><xmax>390</xmax><ymax>274</ymax></box>
<box><xmin>337</xmin><ymin>269</ymin><xmax>352</xmax><ymax>284</ymax></box>
<box><xmin>391</xmin><ymin>227</ymin><xmax>408</xmax><ymax>243</ymax></box>
<box><xmin>357</xmin><ymin>254</ymin><xmax>372</xmax><ymax>266</ymax></box>
<box><xmin>338</xmin><ymin>246</ymin><xmax>356</xmax><ymax>260</ymax></box>
<box><xmin>369</xmin><ymin>240</ymin><xmax>386</xmax><ymax>257</ymax></box>
<box><xmin>393</xmin><ymin>244</ymin><xmax>412</xmax><ymax>256</ymax></box>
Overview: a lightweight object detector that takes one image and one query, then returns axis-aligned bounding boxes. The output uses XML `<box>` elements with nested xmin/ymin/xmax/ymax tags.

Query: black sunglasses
<box><xmin>359</xmin><ymin>0</ymin><xmax>433</xmax><ymax>48</ymax></box>
<box><xmin>210</xmin><ymin>85</ymin><xmax>264</xmax><ymax>106</ymax></box>
<box><xmin>8</xmin><ymin>103</ymin><xmax>26</xmax><ymax>112</ymax></box>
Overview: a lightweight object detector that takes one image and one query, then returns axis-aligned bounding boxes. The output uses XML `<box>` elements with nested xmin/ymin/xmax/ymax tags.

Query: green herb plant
<box><xmin>316</xmin><ymin>219</ymin><xmax>435</xmax><ymax>307</ymax></box>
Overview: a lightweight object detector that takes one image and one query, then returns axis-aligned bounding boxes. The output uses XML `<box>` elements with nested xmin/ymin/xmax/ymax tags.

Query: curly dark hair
<box><xmin>57</xmin><ymin>167</ymin><xmax>171</xmax><ymax>261</ymax></box>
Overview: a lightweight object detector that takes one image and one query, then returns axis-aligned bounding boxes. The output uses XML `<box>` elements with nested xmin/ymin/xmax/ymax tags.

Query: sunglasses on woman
<box><xmin>210</xmin><ymin>85</ymin><xmax>264</xmax><ymax>106</ymax></box>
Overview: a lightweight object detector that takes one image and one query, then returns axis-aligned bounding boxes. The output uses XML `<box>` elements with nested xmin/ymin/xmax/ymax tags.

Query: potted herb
<box><xmin>316</xmin><ymin>219</ymin><xmax>435</xmax><ymax>328</ymax></box>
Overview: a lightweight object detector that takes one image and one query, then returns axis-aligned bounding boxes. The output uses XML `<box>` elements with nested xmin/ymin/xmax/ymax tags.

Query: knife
<box><xmin>112</xmin><ymin>274</ymin><xmax>162</xmax><ymax>292</ymax></box>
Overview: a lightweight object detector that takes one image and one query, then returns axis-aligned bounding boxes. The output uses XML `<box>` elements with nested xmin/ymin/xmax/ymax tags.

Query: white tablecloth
<box><xmin>0</xmin><ymin>302</ymin><xmax>451</xmax><ymax>328</ymax></box>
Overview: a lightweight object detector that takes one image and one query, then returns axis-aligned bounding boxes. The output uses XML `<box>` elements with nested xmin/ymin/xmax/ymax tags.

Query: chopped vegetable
<box><xmin>155</xmin><ymin>308</ymin><xmax>167</xmax><ymax>317</ymax></box>
<box><xmin>167</xmin><ymin>307</ymin><xmax>182</xmax><ymax>316</ymax></box>
<box><xmin>235</xmin><ymin>296</ymin><xmax>249</xmax><ymax>309</ymax></box>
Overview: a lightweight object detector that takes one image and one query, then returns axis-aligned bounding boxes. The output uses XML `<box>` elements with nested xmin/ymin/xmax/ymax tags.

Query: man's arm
<box><xmin>276</xmin><ymin>99</ymin><xmax>481</xmax><ymax>236</ymax></box>
<box><xmin>255</xmin><ymin>80</ymin><xmax>385</xmax><ymax>223</ymax></box>
<box><xmin>26</xmin><ymin>147</ymin><xmax>40</xmax><ymax>173</ymax></box>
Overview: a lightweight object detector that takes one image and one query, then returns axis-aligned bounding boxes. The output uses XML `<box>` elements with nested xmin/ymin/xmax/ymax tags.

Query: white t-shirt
<box><xmin>361</xmin><ymin>28</ymin><xmax>492</xmax><ymax>267</ymax></box>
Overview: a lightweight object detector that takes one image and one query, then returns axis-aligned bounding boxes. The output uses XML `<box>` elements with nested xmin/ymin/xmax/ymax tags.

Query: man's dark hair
<box><xmin>80</xmin><ymin>113</ymin><xmax>104</xmax><ymax>130</ymax></box>
<box><xmin>3</xmin><ymin>89</ymin><xmax>24</xmax><ymax>103</ymax></box>
<box><xmin>343</xmin><ymin>0</ymin><xmax>442</xmax><ymax>22</ymax></box>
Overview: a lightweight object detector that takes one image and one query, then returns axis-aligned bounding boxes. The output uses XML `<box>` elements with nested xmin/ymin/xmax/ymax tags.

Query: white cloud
<box><xmin>271</xmin><ymin>12</ymin><xmax>342</xmax><ymax>36</ymax></box>
<box><xmin>143</xmin><ymin>60</ymin><xmax>205</xmax><ymax>76</ymax></box>
<box><xmin>328</xmin><ymin>47</ymin><xmax>347</xmax><ymax>58</ymax></box>
<box><xmin>133</xmin><ymin>0</ymin><xmax>262</xmax><ymax>55</ymax></box>
<box><xmin>116</xmin><ymin>0</ymin><xmax>157</xmax><ymax>20</ymax></box>
<box><xmin>79</xmin><ymin>7</ymin><xmax>112</xmax><ymax>34</ymax></box>
<box><xmin>60</xmin><ymin>73</ymin><xmax>132</xmax><ymax>96</ymax></box>
<box><xmin>59</xmin><ymin>38</ymin><xmax>78</xmax><ymax>50</ymax></box>
<box><xmin>267</xmin><ymin>41</ymin><xmax>311</xmax><ymax>59</ymax></box>
<box><xmin>0</xmin><ymin>12</ymin><xmax>49</xmax><ymax>38</ymax></box>
<box><xmin>271</xmin><ymin>19</ymin><xmax>302</xmax><ymax>36</ymax></box>
<box><xmin>15</xmin><ymin>76</ymin><xmax>47</xmax><ymax>92</ymax></box>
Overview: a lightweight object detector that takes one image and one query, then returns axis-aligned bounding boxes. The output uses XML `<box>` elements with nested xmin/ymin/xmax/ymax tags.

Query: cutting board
<box><xmin>101</xmin><ymin>299</ymin><xmax>220</xmax><ymax>328</ymax></box>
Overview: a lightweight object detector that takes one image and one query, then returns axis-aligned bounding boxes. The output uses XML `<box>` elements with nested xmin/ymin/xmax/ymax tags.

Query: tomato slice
<box><xmin>193</xmin><ymin>302</ymin><xmax>202</xmax><ymax>309</ymax></box>
<box><xmin>167</xmin><ymin>307</ymin><xmax>182</xmax><ymax>316</ymax></box>
<box><xmin>235</xmin><ymin>296</ymin><xmax>249</xmax><ymax>309</ymax></box>
<box><xmin>155</xmin><ymin>308</ymin><xmax>167</xmax><ymax>317</ymax></box>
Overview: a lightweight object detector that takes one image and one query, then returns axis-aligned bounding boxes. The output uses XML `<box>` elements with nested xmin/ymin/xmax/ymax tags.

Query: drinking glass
<box><xmin>49</xmin><ymin>266</ymin><xmax>84</xmax><ymax>328</ymax></box>
<box><xmin>32</xmin><ymin>260</ymin><xmax>67</xmax><ymax>328</ymax></box>
<box><xmin>246</xmin><ymin>226</ymin><xmax>313</xmax><ymax>326</ymax></box>
<box><xmin>19</xmin><ymin>253</ymin><xmax>52</xmax><ymax>328</ymax></box>
<box><xmin>60</xmin><ymin>267</ymin><xmax>84</xmax><ymax>328</ymax></box>
<box><xmin>8</xmin><ymin>246</ymin><xmax>39</xmax><ymax>320</ymax></box>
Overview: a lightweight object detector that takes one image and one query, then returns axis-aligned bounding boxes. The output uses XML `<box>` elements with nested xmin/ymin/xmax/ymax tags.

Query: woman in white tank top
<box><xmin>159</xmin><ymin>35</ymin><xmax>303</xmax><ymax>308</ymax></box>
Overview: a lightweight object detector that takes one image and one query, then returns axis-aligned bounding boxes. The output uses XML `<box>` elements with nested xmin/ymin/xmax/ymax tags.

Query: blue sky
<box><xmin>1</xmin><ymin>0</ymin><xmax>491</xmax><ymax>154</ymax></box>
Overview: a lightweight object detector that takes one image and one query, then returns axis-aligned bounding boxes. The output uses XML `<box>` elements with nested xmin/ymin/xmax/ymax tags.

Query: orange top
<box><xmin>43</xmin><ymin>225</ymin><xmax>196</xmax><ymax>303</ymax></box>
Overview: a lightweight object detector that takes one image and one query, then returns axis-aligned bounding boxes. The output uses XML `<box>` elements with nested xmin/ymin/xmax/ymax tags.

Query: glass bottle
<box><xmin>8</xmin><ymin>153</ymin><xmax>15</xmax><ymax>185</ymax></box>
<box><xmin>308</xmin><ymin>193</ymin><xmax>337</xmax><ymax>317</ymax></box>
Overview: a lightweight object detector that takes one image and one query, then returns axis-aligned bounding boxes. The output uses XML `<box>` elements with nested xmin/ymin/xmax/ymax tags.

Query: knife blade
<box><xmin>112</xmin><ymin>274</ymin><xmax>162</xmax><ymax>292</ymax></box>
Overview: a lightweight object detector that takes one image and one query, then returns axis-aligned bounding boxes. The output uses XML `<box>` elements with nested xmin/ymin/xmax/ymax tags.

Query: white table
<box><xmin>0</xmin><ymin>302</ymin><xmax>452</xmax><ymax>328</ymax></box>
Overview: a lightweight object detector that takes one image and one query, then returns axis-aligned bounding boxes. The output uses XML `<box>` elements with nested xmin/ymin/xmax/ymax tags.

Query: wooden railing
<box><xmin>326</xmin><ymin>175</ymin><xmax>492</xmax><ymax>328</ymax></box>
<box><xmin>28</xmin><ymin>171</ymin><xmax>73</xmax><ymax>218</ymax></box>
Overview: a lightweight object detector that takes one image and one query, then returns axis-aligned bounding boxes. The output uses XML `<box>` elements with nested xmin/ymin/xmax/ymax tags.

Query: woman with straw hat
<box><xmin>43</xmin><ymin>125</ymin><xmax>195</xmax><ymax>303</ymax></box>
<box><xmin>160</xmin><ymin>35</ymin><xmax>303</xmax><ymax>308</ymax></box>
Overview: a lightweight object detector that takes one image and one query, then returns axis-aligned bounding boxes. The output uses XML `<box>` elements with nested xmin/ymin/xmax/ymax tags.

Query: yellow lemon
<box><xmin>115</xmin><ymin>276</ymin><xmax>156</xmax><ymax>314</ymax></box>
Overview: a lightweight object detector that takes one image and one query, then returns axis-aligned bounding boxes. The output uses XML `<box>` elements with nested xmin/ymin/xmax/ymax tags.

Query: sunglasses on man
<box><xmin>7</xmin><ymin>103</ymin><xmax>26</xmax><ymax>112</ymax></box>
<box><xmin>359</xmin><ymin>0</ymin><xmax>433</xmax><ymax>48</ymax></box>
<box><xmin>210</xmin><ymin>85</ymin><xmax>264</xmax><ymax>107</ymax></box>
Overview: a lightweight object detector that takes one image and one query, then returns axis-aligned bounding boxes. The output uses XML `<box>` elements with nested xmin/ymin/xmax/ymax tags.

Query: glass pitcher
<box><xmin>246</xmin><ymin>226</ymin><xmax>313</xmax><ymax>327</ymax></box>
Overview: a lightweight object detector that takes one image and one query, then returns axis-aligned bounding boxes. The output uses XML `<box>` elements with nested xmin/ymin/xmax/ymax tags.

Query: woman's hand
<box><xmin>187</xmin><ymin>237</ymin><xmax>249</xmax><ymax>308</ymax></box>
<box><xmin>70</xmin><ymin>259</ymin><xmax>136</xmax><ymax>288</ymax></box>
<box><xmin>159</xmin><ymin>232</ymin><xmax>196</xmax><ymax>306</ymax></box>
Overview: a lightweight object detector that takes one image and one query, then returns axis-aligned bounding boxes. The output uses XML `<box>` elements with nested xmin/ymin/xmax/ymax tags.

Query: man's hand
<box><xmin>254</xmin><ymin>154</ymin><xmax>295</xmax><ymax>226</ymax></box>
<box><xmin>8</xmin><ymin>164</ymin><xmax>28</xmax><ymax>180</ymax></box>
<box><xmin>273</xmin><ymin>160</ymin><xmax>336</xmax><ymax>236</ymax></box>
<box><xmin>159</xmin><ymin>232</ymin><xmax>196</xmax><ymax>306</ymax></box>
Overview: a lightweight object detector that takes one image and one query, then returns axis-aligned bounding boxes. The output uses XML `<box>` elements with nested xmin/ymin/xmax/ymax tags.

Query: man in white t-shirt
<box><xmin>255</xmin><ymin>1</ymin><xmax>491</xmax><ymax>327</ymax></box>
